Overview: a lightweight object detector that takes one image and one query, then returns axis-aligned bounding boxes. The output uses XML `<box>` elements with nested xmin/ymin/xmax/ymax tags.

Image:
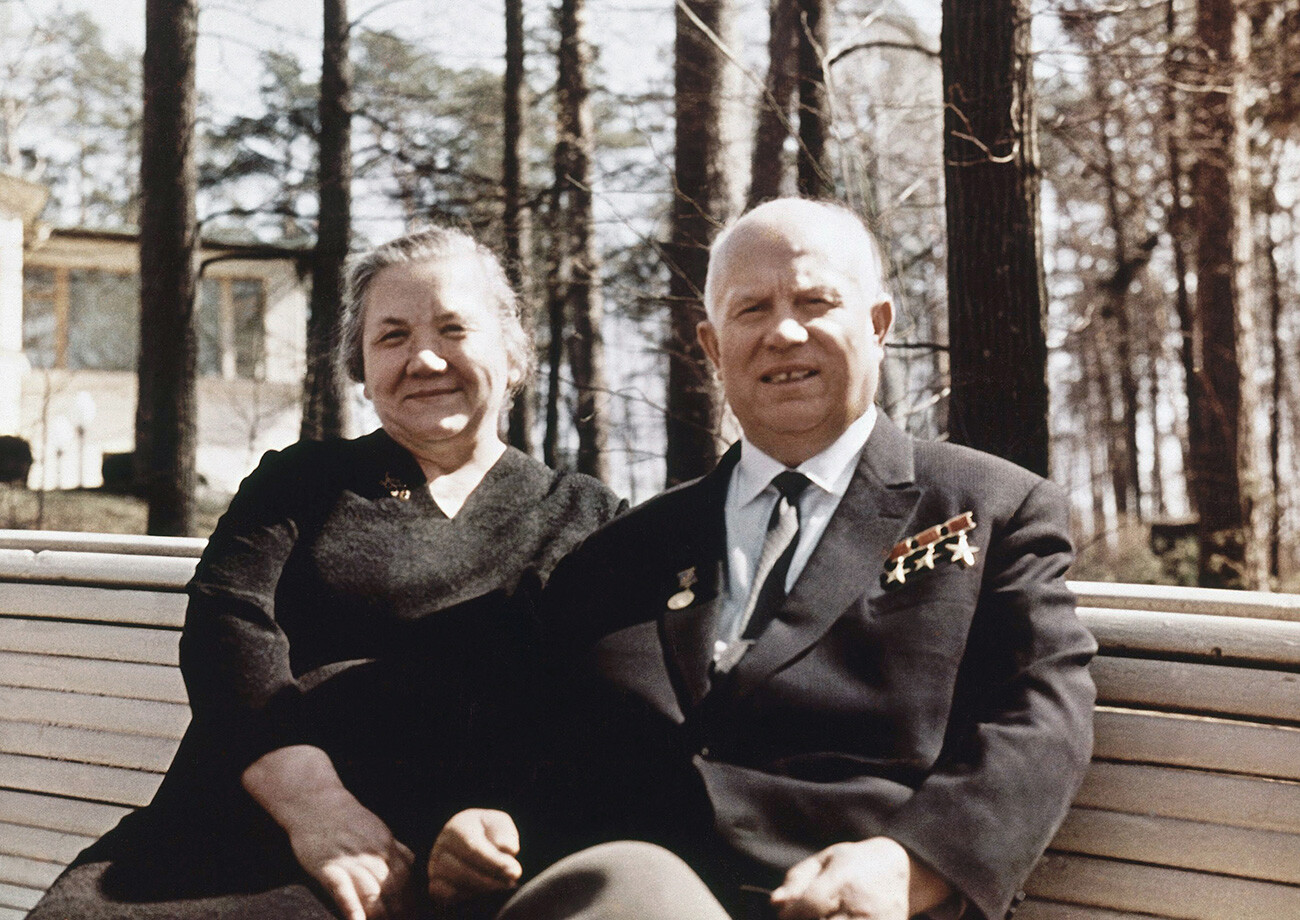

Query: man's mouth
<box><xmin>762</xmin><ymin>368</ymin><xmax>817</xmax><ymax>384</ymax></box>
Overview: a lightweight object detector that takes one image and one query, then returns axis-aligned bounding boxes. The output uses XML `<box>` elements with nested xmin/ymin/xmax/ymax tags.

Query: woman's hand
<box><xmin>243</xmin><ymin>745</ymin><xmax>416</xmax><ymax>920</ymax></box>
<box><xmin>284</xmin><ymin>790</ymin><xmax>415</xmax><ymax>920</ymax></box>
<box><xmin>427</xmin><ymin>809</ymin><xmax>523</xmax><ymax>904</ymax></box>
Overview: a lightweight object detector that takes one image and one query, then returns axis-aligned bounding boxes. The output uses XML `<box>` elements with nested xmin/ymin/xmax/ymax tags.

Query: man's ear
<box><xmin>697</xmin><ymin>320</ymin><xmax>722</xmax><ymax>377</ymax></box>
<box><xmin>871</xmin><ymin>299</ymin><xmax>894</xmax><ymax>345</ymax></box>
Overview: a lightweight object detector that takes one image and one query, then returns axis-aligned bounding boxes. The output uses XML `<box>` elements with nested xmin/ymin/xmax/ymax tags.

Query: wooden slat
<box><xmin>1016</xmin><ymin>901</ymin><xmax>1161</xmax><ymax>920</ymax></box>
<box><xmin>0</xmin><ymin>721</ymin><xmax>179</xmax><ymax>772</ymax></box>
<box><xmin>1080</xmin><ymin>608</ymin><xmax>1300</xmax><ymax>667</ymax></box>
<box><xmin>1071</xmin><ymin>581</ymin><xmax>1300</xmax><ymax>622</ymax></box>
<box><xmin>0</xmin><ymin>904</ymin><xmax>34</xmax><ymax>920</ymax></box>
<box><xmin>1051</xmin><ymin>806</ymin><xmax>1300</xmax><ymax>884</ymax></box>
<box><xmin>0</xmin><ymin>651</ymin><xmax>187</xmax><ymax>703</ymax></box>
<box><xmin>1075</xmin><ymin>762</ymin><xmax>1300</xmax><ymax>834</ymax></box>
<box><xmin>0</xmin><ymin>854</ymin><xmax>61</xmax><ymax>895</ymax></box>
<box><xmin>0</xmin><ymin>548</ymin><xmax>197</xmax><ymax>591</ymax></box>
<box><xmin>0</xmin><ymin>582</ymin><xmax>187</xmax><ymax>628</ymax></box>
<box><xmin>0</xmin><ymin>822</ymin><xmax>93</xmax><ymax>866</ymax></box>
<box><xmin>0</xmin><ymin>882</ymin><xmax>41</xmax><ymax>912</ymax></box>
<box><xmin>0</xmin><ymin>752</ymin><xmax>164</xmax><ymax>807</ymax></box>
<box><xmin>0</xmin><ymin>790</ymin><xmax>128</xmax><ymax>837</ymax></box>
<box><xmin>1091</xmin><ymin>656</ymin><xmax>1300</xmax><ymax>723</ymax></box>
<box><xmin>0</xmin><ymin>686</ymin><xmax>189</xmax><ymax>738</ymax></box>
<box><xmin>1024</xmin><ymin>852</ymin><xmax>1300</xmax><ymax>920</ymax></box>
<box><xmin>1094</xmin><ymin>708</ymin><xmax>1300</xmax><ymax>780</ymax></box>
<box><xmin>0</xmin><ymin>619</ymin><xmax>179</xmax><ymax>665</ymax></box>
<box><xmin>0</xmin><ymin>530</ymin><xmax>206</xmax><ymax>558</ymax></box>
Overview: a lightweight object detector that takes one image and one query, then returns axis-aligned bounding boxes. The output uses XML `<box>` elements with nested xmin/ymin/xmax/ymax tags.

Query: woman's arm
<box><xmin>243</xmin><ymin>746</ymin><xmax>415</xmax><ymax>920</ymax></box>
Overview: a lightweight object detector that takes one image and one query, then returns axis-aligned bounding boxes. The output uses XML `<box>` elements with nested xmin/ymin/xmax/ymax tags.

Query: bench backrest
<box><xmin>1</xmin><ymin>531</ymin><xmax>1298</xmax><ymax>920</ymax></box>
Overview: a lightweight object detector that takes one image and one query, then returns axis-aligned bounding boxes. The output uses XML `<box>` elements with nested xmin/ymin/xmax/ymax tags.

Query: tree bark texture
<box><xmin>301</xmin><ymin>0</ymin><xmax>352</xmax><ymax>442</ymax></box>
<box><xmin>667</xmin><ymin>0</ymin><xmax>737</xmax><ymax>486</ymax></box>
<box><xmin>504</xmin><ymin>0</ymin><xmax>536</xmax><ymax>456</ymax></box>
<box><xmin>557</xmin><ymin>0</ymin><xmax>609</xmax><ymax>481</ymax></box>
<box><xmin>1187</xmin><ymin>0</ymin><xmax>1259</xmax><ymax>588</ymax></box>
<box><xmin>136</xmin><ymin>0</ymin><xmax>198</xmax><ymax>536</ymax></box>
<box><xmin>748</xmin><ymin>0</ymin><xmax>798</xmax><ymax>209</ymax></box>
<box><xmin>941</xmin><ymin>0</ymin><xmax>1050</xmax><ymax>476</ymax></box>
<box><xmin>795</xmin><ymin>0</ymin><xmax>832</xmax><ymax>197</ymax></box>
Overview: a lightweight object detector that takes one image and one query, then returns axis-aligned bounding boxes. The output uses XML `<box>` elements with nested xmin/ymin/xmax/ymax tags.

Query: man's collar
<box><xmin>735</xmin><ymin>405</ymin><xmax>878</xmax><ymax>505</ymax></box>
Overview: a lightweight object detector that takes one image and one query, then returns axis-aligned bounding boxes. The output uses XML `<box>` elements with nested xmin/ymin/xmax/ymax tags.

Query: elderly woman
<box><xmin>27</xmin><ymin>227</ymin><xmax>624</xmax><ymax>920</ymax></box>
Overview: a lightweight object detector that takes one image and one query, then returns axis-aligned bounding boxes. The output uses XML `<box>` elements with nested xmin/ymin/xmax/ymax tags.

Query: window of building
<box><xmin>23</xmin><ymin>263</ymin><xmax>267</xmax><ymax>380</ymax></box>
<box><xmin>67</xmin><ymin>269</ymin><xmax>139</xmax><ymax>371</ymax></box>
<box><xmin>22</xmin><ymin>267</ymin><xmax>57</xmax><ymax>369</ymax></box>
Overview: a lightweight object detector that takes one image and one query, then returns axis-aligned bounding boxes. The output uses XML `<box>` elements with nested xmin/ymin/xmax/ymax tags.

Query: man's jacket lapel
<box><xmin>659</xmin><ymin>446</ymin><xmax>737</xmax><ymax>708</ymax></box>
<box><xmin>726</xmin><ymin>414</ymin><xmax>920</xmax><ymax>701</ymax></box>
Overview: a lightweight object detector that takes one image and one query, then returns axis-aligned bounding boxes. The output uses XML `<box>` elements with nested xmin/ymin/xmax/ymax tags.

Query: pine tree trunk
<box><xmin>301</xmin><ymin>0</ymin><xmax>352</xmax><ymax>441</ymax></box>
<box><xmin>1263</xmin><ymin>153</ymin><xmax>1284</xmax><ymax>582</ymax></box>
<box><xmin>1165</xmin><ymin>0</ymin><xmax>1199</xmax><ymax>519</ymax></box>
<box><xmin>941</xmin><ymin>0</ymin><xmax>1050</xmax><ymax>476</ymax></box>
<box><xmin>557</xmin><ymin>0</ymin><xmax>608</xmax><ymax>481</ymax></box>
<box><xmin>136</xmin><ymin>0</ymin><xmax>198</xmax><ymax>536</ymax></box>
<box><xmin>504</xmin><ymin>0</ymin><xmax>536</xmax><ymax>456</ymax></box>
<box><xmin>795</xmin><ymin>0</ymin><xmax>831</xmax><ymax>197</ymax></box>
<box><xmin>1187</xmin><ymin>0</ymin><xmax>1258</xmax><ymax>588</ymax></box>
<box><xmin>748</xmin><ymin>0</ymin><xmax>797</xmax><ymax>209</ymax></box>
<box><xmin>666</xmin><ymin>0</ymin><xmax>737</xmax><ymax>486</ymax></box>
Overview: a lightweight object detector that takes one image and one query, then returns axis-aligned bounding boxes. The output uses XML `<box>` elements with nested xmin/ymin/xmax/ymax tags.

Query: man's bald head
<box><xmin>703</xmin><ymin>199</ymin><xmax>888</xmax><ymax>324</ymax></box>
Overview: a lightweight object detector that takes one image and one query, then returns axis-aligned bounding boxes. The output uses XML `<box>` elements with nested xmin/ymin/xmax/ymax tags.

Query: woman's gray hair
<box><xmin>339</xmin><ymin>226</ymin><xmax>534</xmax><ymax>392</ymax></box>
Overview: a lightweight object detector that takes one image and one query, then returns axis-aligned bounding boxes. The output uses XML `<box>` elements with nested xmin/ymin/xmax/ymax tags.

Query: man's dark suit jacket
<box><xmin>530</xmin><ymin>414</ymin><xmax>1097</xmax><ymax>920</ymax></box>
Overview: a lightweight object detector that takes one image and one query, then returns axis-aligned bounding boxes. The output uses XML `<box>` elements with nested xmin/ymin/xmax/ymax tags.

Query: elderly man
<box><xmin>427</xmin><ymin>198</ymin><xmax>1096</xmax><ymax>920</ymax></box>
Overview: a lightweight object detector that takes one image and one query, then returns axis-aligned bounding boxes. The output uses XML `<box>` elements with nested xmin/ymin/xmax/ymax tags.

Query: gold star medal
<box><xmin>667</xmin><ymin>567</ymin><xmax>698</xmax><ymax>610</ymax></box>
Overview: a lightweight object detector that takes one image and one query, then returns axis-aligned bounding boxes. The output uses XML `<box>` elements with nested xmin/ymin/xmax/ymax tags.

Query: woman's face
<box><xmin>361</xmin><ymin>253</ymin><xmax>512</xmax><ymax>456</ymax></box>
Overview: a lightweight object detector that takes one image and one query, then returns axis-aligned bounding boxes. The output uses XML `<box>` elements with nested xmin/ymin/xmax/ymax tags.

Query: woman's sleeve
<box><xmin>178</xmin><ymin>443</ymin><xmax>323</xmax><ymax>773</ymax></box>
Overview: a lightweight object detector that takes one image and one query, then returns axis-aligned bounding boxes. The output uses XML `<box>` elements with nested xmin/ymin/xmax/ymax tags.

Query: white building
<box><xmin>1</xmin><ymin>176</ymin><xmax>313</xmax><ymax>494</ymax></box>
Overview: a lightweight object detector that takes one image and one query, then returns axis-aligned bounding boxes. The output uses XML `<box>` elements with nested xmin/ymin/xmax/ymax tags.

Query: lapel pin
<box><xmin>381</xmin><ymin>474</ymin><xmax>412</xmax><ymax>501</ymax></box>
<box><xmin>667</xmin><ymin>567</ymin><xmax>698</xmax><ymax>610</ymax></box>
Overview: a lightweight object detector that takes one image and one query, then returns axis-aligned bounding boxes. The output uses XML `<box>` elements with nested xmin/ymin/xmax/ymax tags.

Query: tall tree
<box><xmin>666</xmin><ymin>0</ymin><xmax>738</xmax><ymax>485</ymax></box>
<box><xmin>556</xmin><ymin>0</ymin><xmax>609</xmax><ymax>480</ymax></box>
<box><xmin>136</xmin><ymin>0</ymin><xmax>199</xmax><ymax>535</ymax></box>
<box><xmin>1186</xmin><ymin>0</ymin><xmax>1260</xmax><ymax>588</ymax></box>
<box><xmin>748</xmin><ymin>0</ymin><xmax>797</xmax><ymax>208</ymax></box>
<box><xmin>301</xmin><ymin>0</ymin><xmax>353</xmax><ymax>441</ymax></box>
<box><xmin>941</xmin><ymin>0</ymin><xmax>1050</xmax><ymax>476</ymax></box>
<box><xmin>795</xmin><ymin>0</ymin><xmax>832</xmax><ymax>197</ymax></box>
<box><xmin>503</xmin><ymin>0</ymin><xmax>535</xmax><ymax>455</ymax></box>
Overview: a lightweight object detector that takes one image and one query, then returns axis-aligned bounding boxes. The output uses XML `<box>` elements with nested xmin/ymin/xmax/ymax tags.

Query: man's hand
<box><xmin>242</xmin><ymin>745</ymin><xmax>415</xmax><ymax>920</ymax></box>
<box><xmin>427</xmin><ymin>809</ymin><xmax>523</xmax><ymax>904</ymax></box>
<box><xmin>771</xmin><ymin>837</ymin><xmax>951</xmax><ymax>920</ymax></box>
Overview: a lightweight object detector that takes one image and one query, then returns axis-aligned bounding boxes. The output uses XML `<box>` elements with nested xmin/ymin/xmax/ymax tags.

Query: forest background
<box><xmin>1</xmin><ymin>0</ymin><xmax>1297</xmax><ymax>591</ymax></box>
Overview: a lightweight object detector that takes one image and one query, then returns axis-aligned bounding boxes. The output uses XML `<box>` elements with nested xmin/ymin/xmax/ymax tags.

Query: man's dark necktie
<box><xmin>739</xmin><ymin>470</ymin><xmax>811</xmax><ymax>640</ymax></box>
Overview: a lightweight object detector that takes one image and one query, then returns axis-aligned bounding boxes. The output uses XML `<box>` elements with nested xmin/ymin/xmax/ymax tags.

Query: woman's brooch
<box><xmin>380</xmin><ymin>473</ymin><xmax>412</xmax><ymax>501</ymax></box>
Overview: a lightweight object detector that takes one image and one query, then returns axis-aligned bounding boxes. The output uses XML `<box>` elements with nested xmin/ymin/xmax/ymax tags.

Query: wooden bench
<box><xmin>1</xmin><ymin>531</ymin><xmax>1297</xmax><ymax>919</ymax></box>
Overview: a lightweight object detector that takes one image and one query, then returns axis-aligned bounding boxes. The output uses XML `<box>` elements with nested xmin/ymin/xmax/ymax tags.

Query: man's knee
<box><xmin>497</xmin><ymin>841</ymin><xmax>729</xmax><ymax>920</ymax></box>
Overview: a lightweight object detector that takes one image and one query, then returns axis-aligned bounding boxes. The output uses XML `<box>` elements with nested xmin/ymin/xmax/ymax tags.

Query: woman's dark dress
<box><xmin>27</xmin><ymin>430</ymin><xmax>623</xmax><ymax>919</ymax></box>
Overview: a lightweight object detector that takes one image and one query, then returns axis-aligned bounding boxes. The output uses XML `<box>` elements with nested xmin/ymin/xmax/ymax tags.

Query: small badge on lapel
<box><xmin>882</xmin><ymin>512</ymin><xmax>978</xmax><ymax>588</ymax></box>
<box><xmin>667</xmin><ymin>567</ymin><xmax>698</xmax><ymax>610</ymax></box>
<box><xmin>380</xmin><ymin>473</ymin><xmax>412</xmax><ymax>501</ymax></box>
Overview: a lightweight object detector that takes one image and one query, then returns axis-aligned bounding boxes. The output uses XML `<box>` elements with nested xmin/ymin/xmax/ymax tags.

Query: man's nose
<box><xmin>411</xmin><ymin>348</ymin><xmax>449</xmax><ymax>373</ymax></box>
<box><xmin>766</xmin><ymin>316</ymin><xmax>809</xmax><ymax>347</ymax></box>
